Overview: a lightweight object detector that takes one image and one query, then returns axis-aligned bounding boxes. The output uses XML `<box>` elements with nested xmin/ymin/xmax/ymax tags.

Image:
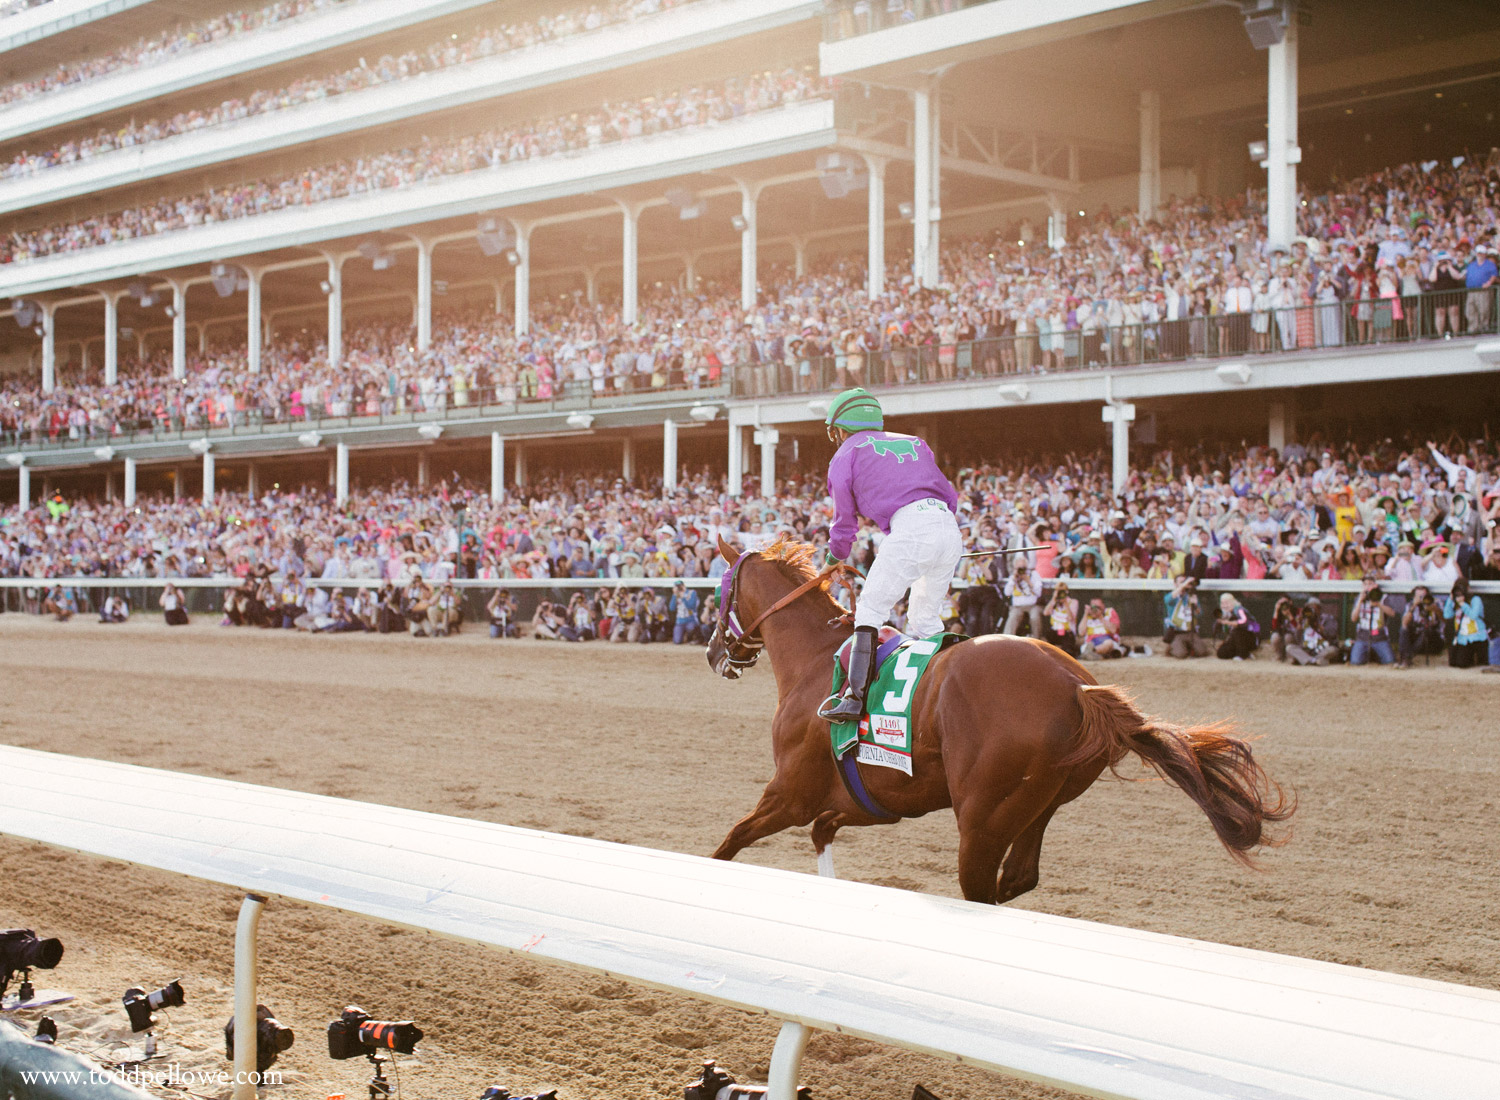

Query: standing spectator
<box><xmin>1349</xmin><ymin>577</ymin><xmax>1397</xmax><ymax>666</ymax></box>
<box><xmin>1214</xmin><ymin>593</ymin><xmax>1258</xmax><ymax>660</ymax></box>
<box><xmin>1463</xmin><ymin>244</ymin><xmax>1498</xmax><ymax>334</ymax></box>
<box><xmin>1443</xmin><ymin>576</ymin><xmax>1488</xmax><ymax>668</ymax></box>
<box><xmin>160</xmin><ymin>582</ymin><xmax>189</xmax><ymax>626</ymax></box>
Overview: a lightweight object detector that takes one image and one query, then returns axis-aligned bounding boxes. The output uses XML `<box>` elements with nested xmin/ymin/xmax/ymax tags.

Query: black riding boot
<box><xmin>819</xmin><ymin>626</ymin><xmax>877</xmax><ymax>723</ymax></box>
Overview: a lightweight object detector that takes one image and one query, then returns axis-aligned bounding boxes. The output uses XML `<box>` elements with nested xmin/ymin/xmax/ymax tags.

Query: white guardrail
<box><xmin>1</xmin><ymin>746</ymin><xmax>1499</xmax><ymax>1100</ymax></box>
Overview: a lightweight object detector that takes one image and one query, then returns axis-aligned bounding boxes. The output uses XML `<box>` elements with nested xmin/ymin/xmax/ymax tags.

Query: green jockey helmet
<box><xmin>825</xmin><ymin>388</ymin><xmax>884</xmax><ymax>441</ymax></box>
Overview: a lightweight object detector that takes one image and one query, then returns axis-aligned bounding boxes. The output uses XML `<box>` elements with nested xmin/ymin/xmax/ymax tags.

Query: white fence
<box><xmin>1</xmin><ymin>745</ymin><xmax>1499</xmax><ymax>1100</ymax></box>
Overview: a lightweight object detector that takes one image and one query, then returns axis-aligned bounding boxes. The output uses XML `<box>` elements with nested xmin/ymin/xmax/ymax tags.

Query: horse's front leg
<box><xmin>711</xmin><ymin>781</ymin><xmax>812</xmax><ymax>861</ymax></box>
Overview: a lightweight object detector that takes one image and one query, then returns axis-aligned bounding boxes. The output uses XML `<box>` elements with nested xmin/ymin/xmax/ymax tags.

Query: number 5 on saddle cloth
<box><xmin>826</xmin><ymin>629</ymin><xmax>965</xmax><ymax>799</ymax></box>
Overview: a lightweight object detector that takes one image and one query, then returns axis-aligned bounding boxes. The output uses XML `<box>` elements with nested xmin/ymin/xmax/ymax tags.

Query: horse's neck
<box><xmin>755</xmin><ymin>590</ymin><xmax>845</xmax><ymax>699</ymax></box>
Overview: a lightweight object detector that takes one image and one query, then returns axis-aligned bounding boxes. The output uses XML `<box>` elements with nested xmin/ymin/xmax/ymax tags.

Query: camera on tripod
<box><xmin>327</xmin><ymin>1006</ymin><xmax>424</xmax><ymax>1059</ymax></box>
<box><xmin>0</xmin><ymin>929</ymin><xmax>64</xmax><ymax>1001</ymax></box>
<box><xmin>124</xmin><ymin>981</ymin><xmax>185</xmax><ymax>1032</ymax></box>
<box><xmin>684</xmin><ymin>1060</ymin><xmax>810</xmax><ymax>1100</ymax></box>
<box><xmin>225</xmin><ymin>1004</ymin><xmax>295</xmax><ymax>1074</ymax></box>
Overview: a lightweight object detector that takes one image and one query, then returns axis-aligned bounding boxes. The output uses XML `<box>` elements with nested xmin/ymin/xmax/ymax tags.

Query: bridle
<box><xmin>710</xmin><ymin>551</ymin><xmax>859</xmax><ymax>678</ymax></box>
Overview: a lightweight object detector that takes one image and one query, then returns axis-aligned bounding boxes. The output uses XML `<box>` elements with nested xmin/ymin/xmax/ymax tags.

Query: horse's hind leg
<box><xmin>956</xmin><ymin>777</ymin><xmax>1067</xmax><ymax>904</ymax></box>
<box><xmin>711</xmin><ymin>785</ymin><xmax>809</xmax><ymax>861</ymax></box>
<box><xmin>996</xmin><ymin>770</ymin><xmax>1100</xmax><ymax>902</ymax></box>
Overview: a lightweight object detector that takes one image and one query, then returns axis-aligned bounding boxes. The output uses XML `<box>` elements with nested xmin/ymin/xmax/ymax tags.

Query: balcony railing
<box><xmin>4</xmin><ymin>287</ymin><xmax>1495</xmax><ymax>452</ymax></box>
<box><xmin>821</xmin><ymin>0</ymin><xmax>992</xmax><ymax>40</ymax></box>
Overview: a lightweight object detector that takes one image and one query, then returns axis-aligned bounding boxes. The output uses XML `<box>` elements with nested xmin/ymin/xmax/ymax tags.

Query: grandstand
<box><xmin>1</xmin><ymin>0</ymin><xmax>1499</xmax><ymax>509</ymax></box>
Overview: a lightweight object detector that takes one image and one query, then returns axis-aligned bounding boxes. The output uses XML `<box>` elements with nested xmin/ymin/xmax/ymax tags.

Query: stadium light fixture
<box><xmin>730</xmin><ymin>214</ymin><xmax>748</xmax><ymax>232</ymax></box>
<box><xmin>1247</xmin><ymin>140</ymin><xmax>1268</xmax><ymax>164</ymax></box>
<box><xmin>565</xmin><ymin>412</ymin><xmax>595</xmax><ymax>429</ymax></box>
<box><xmin>504</xmin><ymin>249</ymin><xmax>520</xmax><ymax>267</ymax></box>
<box><xmin>1216</xmin><ymin>363</ymin><xmax>1253</xmax><ymax>385</ymax></box>
<box><xmin>417</xmin><ymin>423</ymin><xmax>444</xmax><ymax>440</ymax></box>
<box><xmin>996</xmin><ymin>383</ymin><xmax>1031</xmax><ymax>403</ymax></box>
<box><xmin>93</xmin><ymin>446</ymin><xmax>116</xmax><ymax>462</ymax></box>
<box><xmin>164</xmin><ymin>306</ymin><xmax>177</xmax><ymax>319</ymax></box>
<box><xmin>689</xmin><ymin>403</ymin><xmax>720</xmax><ymax>422</ymax></box>
<box><xmin>210</xmin><ymin>263</ymin><xmax>241</xmax><ymax>299</ymax></box>
<box><xmin>477</xmin><ymin>216</ymin><xmax>514</xmax><ymax>256</ymax></box>
<box><xmin>189</xmin><ymin>438</ymin><xmax>212</xmax><ymax>455</ymax></box>
<box><xmin>5</xmin><ymin>453</ymin><xmax>24</xmax><ymax>468</ymax></box>
<box><xmin>897</xmin><ymin>201</ymin><xmax>914</xmax><ymax>220</ymax></box>
<box><xmin>297</xmin><ymin>432</ymin><xmax>323</xmax><ymax>448</ymax></box>
<box><xmin>318</xmin><ymin>280</ymin><xmax>333</xmax><ymax>295</ymax></box>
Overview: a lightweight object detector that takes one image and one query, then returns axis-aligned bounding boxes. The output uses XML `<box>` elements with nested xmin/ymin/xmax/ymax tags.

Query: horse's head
<box><xmin>706</xmin><ymin>535</ymin><xmax>763</xmax><ymax>680</ymax></box>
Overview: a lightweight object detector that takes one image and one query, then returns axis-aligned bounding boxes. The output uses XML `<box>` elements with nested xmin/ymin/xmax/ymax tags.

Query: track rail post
<box><xmin>767</xmin><ymin>1020</ymin><xmax>810</xmax><ymax>1100</ymax></box>
<box><xmin>232</xmin><ymin>893</ymin><xmax>266</xmax><ymax>1100</ymax></box>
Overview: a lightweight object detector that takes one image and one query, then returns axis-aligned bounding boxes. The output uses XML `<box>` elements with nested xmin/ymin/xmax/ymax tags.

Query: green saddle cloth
<box><xmin>829</xmin><ymin>632</ymin><xmax>965</xmax><ymax>772</ymax></box>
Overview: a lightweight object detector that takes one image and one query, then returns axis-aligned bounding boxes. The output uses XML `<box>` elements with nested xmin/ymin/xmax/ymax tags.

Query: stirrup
<box><xmin>818</xmin><ymin>691</ymin><xmax>864</xmax><ymax>723</ymax></box>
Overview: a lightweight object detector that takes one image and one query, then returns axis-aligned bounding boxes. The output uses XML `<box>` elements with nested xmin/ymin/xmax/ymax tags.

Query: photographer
<box><xmin>1268</xmin><ymin>595</ymin><xmax>1300</xmax><ymax>662</ymax></box>
<box><xmin>159</xmin><ymin>582</ymin><xmax>189</xmax><ymax>626</ymax></box>
<box><xmin>486</xmin><ymin>587</ymin><xmax>518</xmax><ymax>638</ymax></box>
<box><xmin>668</xmin><ymin>581</ymin><xmax>700</xmax><ymax>645</ymax></box>
<box><xmin>1349</xmin><ymin>576</ymin><xmax>1397</xmax><ymax>665</ymax></box>
<box><xmin>404</xmin><ymin>579</ymin><xmax>434</xmax><ymax>637</ymax></box>
<box><xmin>98</xmin><ymin>592</ymin><xmax>129</xmax><ymax>624</ymax></box>
<box><xmin>1396</xmin><ymin>584</ymin><xmax>1444</xmax><ymax>669</ymax></box>
<box><xmin>1286</xmin><ymin>599</ymin><xmax>1339</xmax><ymax>666</ymax></box>
<box><xmin>1001</xmin><ymin>562</ymin><xmax>1042</xmax><ymax>637</ymax></box>
<box><xmin>1078</xmin><ymin>598</ymin><xmax>1124</xmax><ymax>660</ymax></box>
<box><xmin>376</xmin><ymin>582</ymin><xmax>404</xmax><ymax>634</ymax></box>
<box><xmin>957</xmin><ymin>550</ymin><xmax>1004</xmax><ymax>636</ymax></box>
<box><xmin>560</xmin><ymin>591</ymin><xmax>595</xmax><ymax>641</ymax></box>
<box><xmin>428</xmin><ymin>581</ymin><xmax>461</xmax><ymax>636</ymax></box>
<box><xmin>1162</xmin><ymin>574</ymin><xmax>1210</xmax><ymax>658</ymax></box>
<box><xmin>1442</xmin><ymin>576</ymin><xmax>1489</xmax><ymax>668</ymax></box>
<box><xmin>1214</xmin><ymin>593</ymin><xmax>1259</xmax><ymax>660</ymax></box>
<box><xmin>531</xmin><ymin>599</ymin><xmax>564</xmax><ymax>640</ymax></box>
<box><xmin>1042</xmin><ymin>581</ymin><xmax>1080</xmax><ymax>657</ymax></box>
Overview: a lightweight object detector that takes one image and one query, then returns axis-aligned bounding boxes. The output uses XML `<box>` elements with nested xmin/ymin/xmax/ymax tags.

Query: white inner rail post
<box><xmin>231</xmin><ymin>894</ymin><xmax>265</xmax><ymax>1100</ymax></box>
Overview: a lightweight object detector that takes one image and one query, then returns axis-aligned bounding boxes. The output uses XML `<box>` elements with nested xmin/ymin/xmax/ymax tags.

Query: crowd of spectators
<box><xmin>3</xmin><ymin>150</ymin><xmax>1498</xmax><ymax>451</ymax></box>
<box><xmin>0</xmin><ymin>0</ymin><xmax>357</xmax><ymax>110</ymax></box>
<box><xmin>4</xmin><ymin>432</ymin><xmax>1499</xmax><ymax>669</ymax></box>
<box><xmin>1</xmin><ymin>0</ymin><xmax>704</xmax><ymax>181</ymax></box>
<box><xmin>0</xmin><ymin>66</ymin><xmax>828</xmax><ymax>263</ymax></box>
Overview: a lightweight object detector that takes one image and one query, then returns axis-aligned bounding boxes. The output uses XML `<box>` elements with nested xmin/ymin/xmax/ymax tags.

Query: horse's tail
<box><xmin>1061</xmin><ymin>683</ymin><xmax>1294</xmax><ymax>865</ymax></box>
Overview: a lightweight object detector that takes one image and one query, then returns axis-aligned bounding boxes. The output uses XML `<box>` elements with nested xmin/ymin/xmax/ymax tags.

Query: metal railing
<box><xmin>821</xmin><ymin>0</ymin><xmax>988</xmax><ymax>40</ymax></box>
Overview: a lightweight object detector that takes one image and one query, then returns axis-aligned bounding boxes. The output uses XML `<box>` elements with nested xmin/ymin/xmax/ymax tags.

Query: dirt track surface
<box><xmin>0</xmin><ymin>617</ymin><xmax>1496</xmax><ymax>1100</ymax></box>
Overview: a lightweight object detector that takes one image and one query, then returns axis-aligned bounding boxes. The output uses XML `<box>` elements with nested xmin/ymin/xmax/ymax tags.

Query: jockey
<box><xmin>818</xmin><ymin>388</ymin><xmax>962</xmax><ymax>723</ymax></box>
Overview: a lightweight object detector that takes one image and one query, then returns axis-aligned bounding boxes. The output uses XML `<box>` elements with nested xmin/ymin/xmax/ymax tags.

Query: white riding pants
<box><xmin>855</xmin><ymin>498</ymin><xmax>963</xmax><ymax>637</ymax></box>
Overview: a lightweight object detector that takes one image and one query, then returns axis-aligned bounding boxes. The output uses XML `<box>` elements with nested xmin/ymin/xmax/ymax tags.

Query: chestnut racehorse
<box><xmin>705</xmin><ymin>538</ymin><xmax>1293</xmax><ymax>904</ymax></box>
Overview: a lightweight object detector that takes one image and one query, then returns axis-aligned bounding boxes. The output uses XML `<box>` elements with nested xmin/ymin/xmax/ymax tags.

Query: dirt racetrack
<box><xmin>0</xmin><ymin>617</ymin><xmax>1496</xmax><ymax>1100</ymax></box>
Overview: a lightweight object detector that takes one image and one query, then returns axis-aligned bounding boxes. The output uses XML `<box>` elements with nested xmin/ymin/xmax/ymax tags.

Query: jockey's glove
<box><xmin>823</xmin><ymin>551</ymin><xmax>842</xmax><ymax>570</ymax></box>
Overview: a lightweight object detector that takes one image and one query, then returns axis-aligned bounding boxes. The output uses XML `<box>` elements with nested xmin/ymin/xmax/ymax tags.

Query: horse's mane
<box><xmin>760</xmin><ymin>537</ymin><xmax>821</xmax><ymax>580</ymax></box>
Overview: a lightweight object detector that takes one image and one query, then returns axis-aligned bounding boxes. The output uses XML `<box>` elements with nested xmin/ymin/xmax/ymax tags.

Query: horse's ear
<box><xmin>717</xmin><ymin>535</ymin><xmax>740</xmax><ymax>565</ymax></box>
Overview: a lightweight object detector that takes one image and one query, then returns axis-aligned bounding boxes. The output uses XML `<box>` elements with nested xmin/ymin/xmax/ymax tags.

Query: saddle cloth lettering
<box><xmin>828</xmin><ymin>632</ymin><xmax>964</xmax><ymax>774</ymax></box>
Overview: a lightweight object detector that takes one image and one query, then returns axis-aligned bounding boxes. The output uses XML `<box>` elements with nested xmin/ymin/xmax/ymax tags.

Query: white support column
<box><xmin>767</xmin><ymin>1021</ymin><xmax>811</xmax><ymax>1100</ymax></box>
<box><xmin>490</xmin><ymin>432</ymin><xmax>504</xmax><ymax>502</ymax></box>
<box><xmin>792</xmin><ymin>238</ymin><xmax>807</xmax><ymax>278</ymax></box>
<box><xmin>682</xmin><ymin>254</ymin><xmax>697</xmax><ymax>293</ymax></box>
<box><xmin>662</xmin><ymin>419</ymin><xmax>678</xmax><ymax>494</ymax></box>
<box><xmin>738</xmin><ymin>182</ymin><xmax>759</xmax><ymax>311</ymax></box>
<box><xmin>727</xmin><ymin>423</ymin><xmax>745</xmax><ymax>498</ymax></box>
<box><xmin>171</xmin><ymin>282</ymin><xmax>186</xmax><ymax>379</ymax></box>
<box><xmin>912</xmin><ymin>84</ymin><xmax>934</xmax><ymax>286</ymax></box>
<box><xmin>620</xmin><ymin>203</ymin><xmax>641</xmax><ymax>325</ymax></box>
<box><xmin>325</xmin><ymin>254</ymin><xmax>344</xmax><ymax>368</ymax></box>
<box><xmin>123</xmin><ymin>457</ymin><xmax>136</xmax><ymax>507</ymax></box>
<box><xmin>1103</xmin><ymin>402</ymin><xmax>1135</xmax><ymax>497</ymax></box>
<box><xmin>196</xmin><ymin>324</ymin><xmax>207</xmax><ymax>354</ymax></box>
<box><xmin>246</xmin><ymin>461</ymin><xmax>257</xmax><ymax>500</ymax></box>
<box><xmin>40</xmin><ymin>304</ymin><xmax>55</xmax><ymax>393</ymax></box>
<box><xmin>513</xmin><ymin>443</ymin><xmax>527</xmax><ymax>488</ymax></box>
<box><xmin>103</xmin><ymin>293</ymin><xmax>119</xmax><ymax>385</ymax></box>
<box><xmin>416</xmin><ymin>451</ymin><xmax>430</xmax><ymax>488</ymax></box>
<box><xmin>864</xmin><ymin>154</ymin><xmax>887</xmax><ymax>299</ymax></box>
<box><xmin>926</xmin><ymin>82</ymin><xmax>941</xmax><ymax>287</ymax></box>
<box><xmin>755</xmin><ymin>427</ymin><xmax>778</xmax><ymax>496</ymax></box>
<box><xmin>335</xmin><ymin>442</ymin><xmax>349</xmax><ymax>504</ymax></box>
<box><xmin>415</xmin><ymin>237</ymin><xmax>434</xmax><ymax>352</ymax></box>
<box><xmin>79</xmin><ymin>342</ymin><xmax>91</xmax><ymax>376</ymax></box>
<box><xmin>246</xmin><ymin>270</ymin><xmax>262</xmax><ymax>374</ymax></box>
<box><xmin>584</xmin><ymin>267</ymin><xmax>598</xmax><ymax>305</ymax></box>
<box><xmin>1266</xmin><ymin>15</ymin><xmax>1299</xmax><ymax>252</ymax></box>
<box><xmin>1268</xmin><ymin>401</ymin><xmax>1287</xmax><ymax>452</ymax></box>
<box><xmin>513</xmin><ymin>223</ymin><xmax>531</xmax><ymax>337</ymax></box>
<box><xmin>1139</xmin><ymin>89</ymin><xmax>1161</xmax><ymax>220</ymax></box>
<box><xmin>173</xmin><ymin>465</ymin><xmax>183</xmax><ymax>501</ymax></box>
<box><xmin>1047</xmin><ymin>193</ymin><xmax>1068</xmax><ymax>249</ymax></box>
<box><xmin>16</xmin><ymin>464</ymin><xmax>29</xmax><ymax>511</ymax></box>
<box><xmin>622</xmin><ymin>436</ymin><xmax>635</xmax><ymax>482</ymax></box>
<box><xmin>493</xmin><ymin>279</ymin><xmax>505</xmax><ymax>316</ymax></box>
<box><xmin>104</xmin><ymin>463</ymin><xmax>114</xmax><ymax>502</ymax></box>
<box><xmin>202</xmin><ymin>450</ymin><xmax>216</xmax><ymax>505</ymax></box>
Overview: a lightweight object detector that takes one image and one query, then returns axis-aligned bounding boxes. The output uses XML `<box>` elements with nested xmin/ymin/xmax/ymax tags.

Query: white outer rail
<box><xmin>0</xmin><ymin>746</ymin><xmax>1498</xmax><ymax>1100</ymax></box>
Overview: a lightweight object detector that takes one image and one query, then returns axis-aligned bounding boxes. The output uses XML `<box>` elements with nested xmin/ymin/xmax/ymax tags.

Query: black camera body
<box><xmin>480</xmin><ymin>1088</ymin><xmax>558</xmax><ymax>1100</ymax></box>
<box><xmin>327</xmin><ymin>1006</ymin><xmax>423</xmax><ymax>1059</ymax></box>
<box><xmin>225</xmin><ymin>1004</ymin><xmax>295</xmax><ymax>1074</ymax></box>
<box><xmin>123</xmin><ymin>981</ymin><xmax>185</xmax><ymax>1032</ymax></box>
<box><xmin>0</xmin><ymin>929</ymin><xmax>64</xmax><ymax>998</ymax></box>
<box><xmin>684</xmin><ymin>1061</ymin><xmax>810</xmax><ymax>1100</ymax></box>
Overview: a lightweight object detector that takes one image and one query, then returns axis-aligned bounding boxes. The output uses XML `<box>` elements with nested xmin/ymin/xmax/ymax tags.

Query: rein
<box><xmin>735</xmin><ymin>563</ymin><xmax>859</xmax><ymax>639</ymax></box>
<box><xmin>715</xmin><ymin>553</ymin><xmax>859</xmax><ymax>671</ymax></box>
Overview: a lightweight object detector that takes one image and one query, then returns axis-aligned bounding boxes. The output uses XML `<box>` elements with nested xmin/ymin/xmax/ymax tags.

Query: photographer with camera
<box><xmin>1214</xmin><ymin>593</ymin><xmax>1259</xmax><ymax>660</ymax></box>
<box><xmin>1162</xmin><ymin>574</ymin><xmax>1211</xmax><ymax>658</ymax></box>
<box><xmin>1396</xmin><ymin>584</ymin><xmax>1444</xmax><ymax>668</ymax></box>
<box><xmin>1286</xmin><ymin>598</ymin><xmax>1339</xmax><ymax>665</ymax></box>
<box><xmin>375</xmin><ymin>582</ymin><xmax>404</xmax><ymax>634</ymax></box>
<box><xmin>486</xmin><ymin>587</ymin><xmax>518</xmax><ymax>638</ymax></box>
<box><xmin>1268</xmin><ymin>596</ymin><xmax>1300</xmax><ymax>661</ymax></box>
<box><xmin>1443</xmin><ymin>575</ymin><xmax>1489</xmax><ymax>669</ymax></box>
<box><xmin>404</xmin><ymin>579</ymin><xmax>434</xmax><ymax>637</ymax></box>
<box><xmin>1349</xmin><ymin>575</ymin><xmax>1397</xmax><ymax>665</ymax></box>
<box><xmin>531</xmin><ymin>599</ymin><xmax>563</xmax><ymax>640</ymax></box>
